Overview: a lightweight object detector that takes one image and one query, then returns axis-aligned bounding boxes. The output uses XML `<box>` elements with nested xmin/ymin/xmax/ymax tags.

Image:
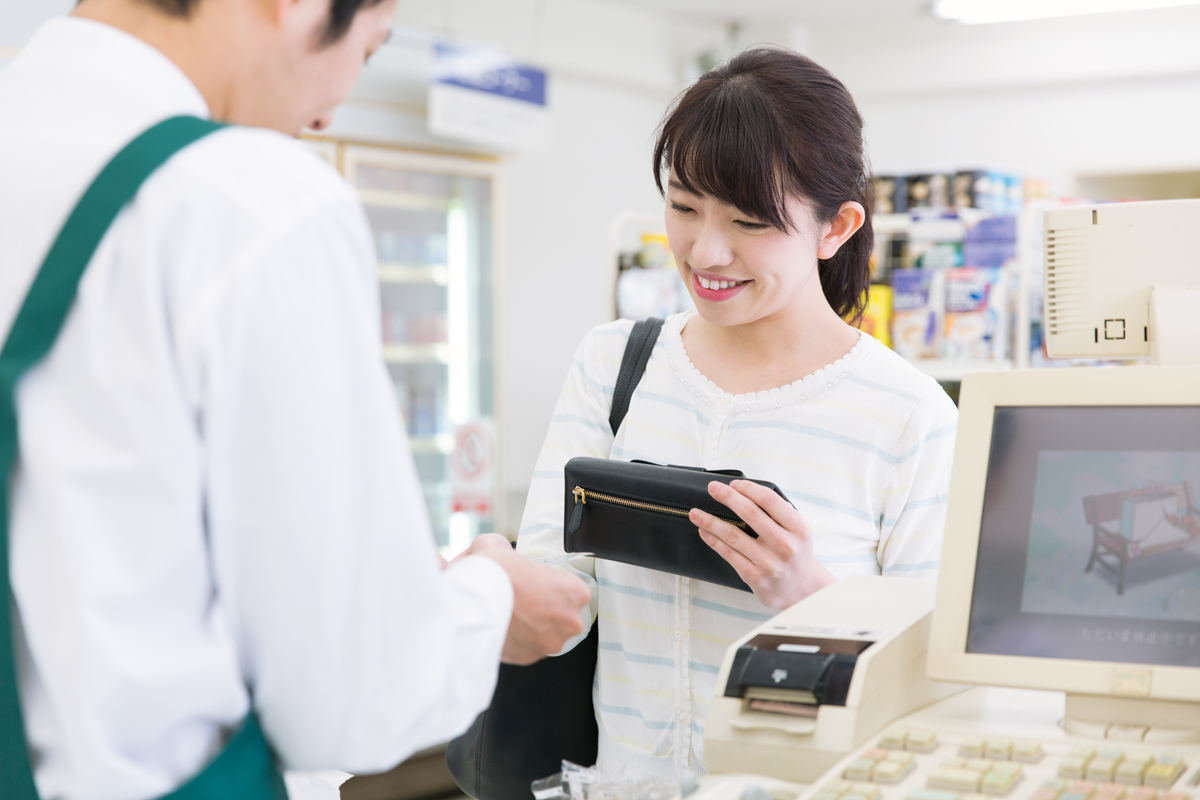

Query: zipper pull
<box><xmin>567</xmin><ymin>486</ymin><xmax>586</xmax><ymax>534</ymax></box>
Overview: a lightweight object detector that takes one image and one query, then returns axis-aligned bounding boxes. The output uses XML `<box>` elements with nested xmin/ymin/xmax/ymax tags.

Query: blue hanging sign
<box><xmin>429</xmin><ymin>41</ymin><xmax>550</xmax><ymax>151</ymax></box>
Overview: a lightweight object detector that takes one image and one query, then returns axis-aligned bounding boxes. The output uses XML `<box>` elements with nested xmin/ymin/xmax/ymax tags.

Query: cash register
<box><xmin>705</xmin><ymin>576</ymin><xmax>963</xmax><ymax>784</ymax></box>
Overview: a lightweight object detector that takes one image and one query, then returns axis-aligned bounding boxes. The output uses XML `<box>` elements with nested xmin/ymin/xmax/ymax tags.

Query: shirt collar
<box><xmin>14</xmin><ymin>16</ymin><xmax>211</xmax><ymax>120</ymax></box>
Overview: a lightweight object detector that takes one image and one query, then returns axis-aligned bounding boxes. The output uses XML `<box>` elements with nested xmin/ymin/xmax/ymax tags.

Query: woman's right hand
<box><xmin>690</xmin><ymin>479</ymin><xmax>836</xmax><ymax>610</ymax></box>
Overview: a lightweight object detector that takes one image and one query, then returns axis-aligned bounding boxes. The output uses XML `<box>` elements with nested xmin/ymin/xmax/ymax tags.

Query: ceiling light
<box><xmin>932</xmin><ymin>0</ymin><xmax>1200</xmax><ymax>24</ymax></box>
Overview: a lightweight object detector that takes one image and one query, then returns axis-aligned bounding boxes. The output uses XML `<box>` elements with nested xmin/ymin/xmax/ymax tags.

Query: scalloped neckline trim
<box><xmin>661</xmin><ymin>311</ymin><xmax>872</xmax><ymax>412</ymax></box>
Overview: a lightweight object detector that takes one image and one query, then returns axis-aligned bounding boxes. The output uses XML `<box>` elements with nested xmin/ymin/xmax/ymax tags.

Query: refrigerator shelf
<box><xmin>358</xmin><ymin>188</ymin><xmax>450</xmax><ymax>213</ymax></box>
<box><xmin>378</xmin><ymin>263</ymin><xmax>450</xmax><ymax>285</ymax></box>
<box><xmin>409</xmin><ymin>434</ymin><xmax>455</xmax><ymax>455</ymax></box>
<box><xmin>382</xmin><ymin>343</ymin><xmax>451</xmax><ymax>363</ymax></box>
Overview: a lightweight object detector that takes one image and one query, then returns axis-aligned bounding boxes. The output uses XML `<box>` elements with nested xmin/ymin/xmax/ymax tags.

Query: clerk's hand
<box><xmin>471</xmin><ymin>545</ymin><xmax>590</xmax><ymax>665</ymax></box>
<box><xmin>690</xmin><ymin>479</ymin><xmax>836</xmax><ymax>610</ymax></box>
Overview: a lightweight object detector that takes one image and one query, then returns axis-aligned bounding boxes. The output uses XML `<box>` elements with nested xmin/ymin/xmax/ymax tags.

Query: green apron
<box><xmin>0</xmin><ymin>116</ymin><xmax>289</xmax><ymax>800</ymax></box>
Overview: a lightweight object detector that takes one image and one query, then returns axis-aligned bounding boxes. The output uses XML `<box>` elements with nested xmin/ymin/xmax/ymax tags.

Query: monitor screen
<box><xmin>927</xmin><ymin>366</ymin><xmax>1200</xmax><ymax>704</ymax></box>
<box><xmin>967</xmin><ymin>405</ymin><xmax>1200</xmax><ymax>668</ymax></box>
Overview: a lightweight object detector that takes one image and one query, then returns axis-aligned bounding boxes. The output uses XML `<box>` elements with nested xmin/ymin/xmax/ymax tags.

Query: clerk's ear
<box><xmin>263</xmin><ymin>0</ymin><xmax>318</xmax><ymax>28</ymax></box>
<box><xmin>817</xmin><ymin>201</ymin><xmax>866</xmax><ymax>261</ymax></box>
<box><xmin>264</xmin><ymin>0</ymin><xmax>330</xmax><ymax>45</ymax></box>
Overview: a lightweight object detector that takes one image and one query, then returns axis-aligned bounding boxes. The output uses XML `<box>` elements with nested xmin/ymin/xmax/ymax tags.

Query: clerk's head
<box><xmin>74</xmin><ymin>0</ymin><xmax>397</xmax><ymax>136</ymax></box>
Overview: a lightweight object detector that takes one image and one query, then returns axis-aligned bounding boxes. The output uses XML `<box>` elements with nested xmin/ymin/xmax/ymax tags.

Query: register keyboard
<box><xmin>805</xmin><ymin>726</ymin><xmax>1199</xmax><ymax>800</ymax></box>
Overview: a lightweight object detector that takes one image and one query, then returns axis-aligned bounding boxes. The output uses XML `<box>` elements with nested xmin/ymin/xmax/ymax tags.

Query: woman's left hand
<box><xmin>690</xmin><ymin>479</ymin><xmax>836</xmax><ymax>610</ymax></box>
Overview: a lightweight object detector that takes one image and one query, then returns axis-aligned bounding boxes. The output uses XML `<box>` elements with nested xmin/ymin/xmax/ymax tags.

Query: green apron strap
<box><xmin>1</xmin><ymin>115</ymin><xmax>286</xmax><ymax>800</ymax></box>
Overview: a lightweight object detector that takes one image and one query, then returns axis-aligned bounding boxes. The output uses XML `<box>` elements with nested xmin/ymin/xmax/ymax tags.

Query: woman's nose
<box><xmin>689</xmin><ymin>223</ymin><xmax>733</xmax><ymax>269</ymax></box>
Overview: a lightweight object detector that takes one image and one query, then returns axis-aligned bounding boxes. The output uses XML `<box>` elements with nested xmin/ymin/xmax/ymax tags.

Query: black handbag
<box><xmin>563</xmin><ymin>457</ymin><xmax>789</xmax><ymax>592</ymax></box>
<box><xmin>445</xmin><ymin>317</ymin><xmax>664</xmax><ymax>800</ymax></box>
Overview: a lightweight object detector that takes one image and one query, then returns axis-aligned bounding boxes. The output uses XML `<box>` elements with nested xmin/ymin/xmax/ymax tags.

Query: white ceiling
<box><xmin>593</xmin><ymin>0</ymin><xmax>934</xmax><ymax>26</ymax></box>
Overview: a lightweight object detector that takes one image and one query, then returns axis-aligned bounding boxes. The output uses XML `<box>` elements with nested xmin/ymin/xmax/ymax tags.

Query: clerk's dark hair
<box><xmin>653</xmin><ymin>47</ymin><xmax>874</xmax><ymax>321</ymax></box>
<box><xmin>125</xmin><ymin>0</ymin><xmax>388</xmax><ymax>44</ymax></box>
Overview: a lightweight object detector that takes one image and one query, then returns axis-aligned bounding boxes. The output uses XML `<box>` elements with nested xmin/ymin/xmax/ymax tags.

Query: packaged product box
<box><xmin>869</xmin><ymin>231</ymin><xmax>908</xmax><ymax>284</ymax></box>
<box><xmin>1004</xmin><ymin>174</ymin><xmax>1025</xmax><ymax>214</ymax></box>
<box><xmin>855</xmin><ymin>284</ymin><xmax>893</xmax><ymax>347</ymax></box>
<box><xmin>906</xmin><ymin>173</ymin><xmax>951</xmax><ymax>210</ymax></box>
<box><xmin>964</xmin><ymin>214</ymin><xmax>1018</xmax><ymax>268</ymax></box>
<box><xmin>891</xmin><ymin>269</ymin><xmax>941</xmax><ymax>360</ymax></box>
<box><xmin>951</xmin><ymin>170</ymin><xmax>994</xmax><ymax>211</ymax></box>
<box><xmin>964</xmin><ymin>240</ymin><xmax>1016</xmax><ymax>269</ymax></box>
<box><xmin>873</xmin><ymin>175</ymin><xmax>908</xmax><ymax>214</ymax></box>
<box><xmin>906</xmin><ymin>212</ymin><xmax>964</xmax><ymax>270</ymax></box>
<box><xmin>943</xmin><ymin>267</ymin><xmax>1007</xmax><ymax>360</ymax></box>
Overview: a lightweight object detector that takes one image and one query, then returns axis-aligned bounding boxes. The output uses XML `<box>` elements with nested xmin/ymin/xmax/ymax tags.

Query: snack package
<box><xmin>906</xmin><ymin>213</ymin><xmax>964</xmax><ymax>270</ymax></box>
<box><xmin>890</xmin><ymin>269</ymin><xmax>941</xmax><ymax>360</ymax></box>
<box><xmin>943</xmin><ymin>267</ymin><xmax>1007</xmax><ymax>360</ymax></box>
<box><xmin>856</xmin><ymin>284</ymin><xmax>893</xmax><ymax>348</ymax></box>
<box><xmin>964</xmin><ymin>214</ymin><xmax>1018</xmax><ymax>269</ymax></box>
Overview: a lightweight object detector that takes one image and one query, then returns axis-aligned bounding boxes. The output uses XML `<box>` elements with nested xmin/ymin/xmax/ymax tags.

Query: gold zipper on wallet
<box><xmin>571</xmin><ymin>486</ymin><xmax>747</xmax><ymax>528</ymax></box>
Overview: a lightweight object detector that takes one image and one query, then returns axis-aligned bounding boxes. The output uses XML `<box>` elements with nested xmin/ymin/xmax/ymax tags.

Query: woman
<box><xmin>517</xmin><ymin>46</ymin><xmax>958</xmax><ymax>782</ymax></box>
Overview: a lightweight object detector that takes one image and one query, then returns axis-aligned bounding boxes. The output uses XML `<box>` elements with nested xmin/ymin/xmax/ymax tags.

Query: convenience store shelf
<box><xmin>358</xmin><ymin>188</ymin><xmax>450</xmax><ymax>212</ymax></box>
<box><xmin>377</xmin><ymin>263</ymin><xmax>450</xmax><ymax>285</ymax></box>
<box><xmin>914</xmin><ymin>358</ymin><xmax>1014</xmax><ymax>382</ymax></box>
<box><xmin>382</xmin><ymin>343</ymin><xmax>450</xmax><ymax>363</ymax></box>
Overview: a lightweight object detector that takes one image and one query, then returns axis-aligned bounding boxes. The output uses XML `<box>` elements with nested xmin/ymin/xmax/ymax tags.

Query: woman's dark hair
<box><xmin>129</xmin><ymin>0</ymin><xmax>388</xmax><ymax>44</ymax></box>
<box><xmin>653</xmin><ymin>47</ymin><xmax>874</xmax><ymax>321</ymax></box>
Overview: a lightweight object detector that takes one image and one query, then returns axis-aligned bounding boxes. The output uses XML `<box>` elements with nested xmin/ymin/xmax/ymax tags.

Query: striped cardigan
<box><xmin>517</xmin><ymin>311</ymin><xmax>958</xmax><ymax>782</ymax></box>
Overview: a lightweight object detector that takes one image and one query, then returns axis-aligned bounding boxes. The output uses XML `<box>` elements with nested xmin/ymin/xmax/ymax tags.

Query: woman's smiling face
<box><xmin>664</xmin><ymin>172</ymin><xmax>831</xmax><ymax>329</ymax></box>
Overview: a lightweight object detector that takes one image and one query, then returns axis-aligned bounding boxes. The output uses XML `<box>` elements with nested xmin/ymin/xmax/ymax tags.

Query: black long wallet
<box><xmin>563</xmin><ymin>457</ymin><xmax>789</xmax><ymax>592</ymax></box>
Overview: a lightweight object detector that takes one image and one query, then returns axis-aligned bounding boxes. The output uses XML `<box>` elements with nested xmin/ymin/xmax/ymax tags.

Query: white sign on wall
<box><xmin>428</xmin><ymin>42</ymin><xmax>550</xmax><ymax>152</ymax></box>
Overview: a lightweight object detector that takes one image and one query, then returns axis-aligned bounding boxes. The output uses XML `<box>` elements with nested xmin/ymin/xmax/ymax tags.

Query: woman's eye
<box><xmin>669</xmin><ymin>202</ymin><xmax>694</xmax><ymax>214</ymax></box>
<box><xmin>735</xmin><ymin>220</ymin><xmax>769</xmax><ymax>230</ymax></box>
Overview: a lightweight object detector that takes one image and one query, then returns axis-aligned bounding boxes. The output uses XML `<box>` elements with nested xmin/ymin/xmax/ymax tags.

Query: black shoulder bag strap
<box><xmin>0</xmin><ymin>116</ymin><xmax>287</xmax><ymax>800</ymax></box>
<box><xmin>609</xmin><ymin>317</ymin><xmax>665</xmax><ymax>436</ymax></box>
<box><xmin>446</xmin><ymin>317</ymin><xmax>664</xmax><ymax>800</ymax></box>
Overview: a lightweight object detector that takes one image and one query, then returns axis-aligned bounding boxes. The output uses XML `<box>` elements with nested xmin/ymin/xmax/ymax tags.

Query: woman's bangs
<box><xmin>666</xmin><ymin>92</ymin><xmax>793</xmax><ymax>231</ymax></box>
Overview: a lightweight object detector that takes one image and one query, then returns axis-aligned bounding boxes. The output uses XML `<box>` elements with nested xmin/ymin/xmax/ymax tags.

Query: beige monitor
<box><xmin>927</xmin><ymin>366</ymin><xmax>1200</xmax><ymax>737</ymax></box>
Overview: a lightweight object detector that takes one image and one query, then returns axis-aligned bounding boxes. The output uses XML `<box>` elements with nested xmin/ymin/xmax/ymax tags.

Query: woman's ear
<box><xmin>817</xmin><ymin>201</ymin><xmax>866</xmax><ymax>260</ymax></box>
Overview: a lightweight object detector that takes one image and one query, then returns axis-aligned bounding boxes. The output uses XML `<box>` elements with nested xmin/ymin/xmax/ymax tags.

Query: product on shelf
<box><xmin>951</xmin><ymin>169</ymin><xmax>1021</xmax><ymax>214</ymax></box>
<box><xmin>873</xmin><ymin>175</ymin><xmax>908</xmax><ymax>214</ymax></box>
<box><xmin>870</xmin><ymin>230</ymin><xmax>908</xmax><ymax>284</ymax></box>
<box><xmin>855</xmin><ymin>284</ymin><xmax>893</xmax><ymax>347</ymax></box>
<box><xmin>906</xmin><ymin>173</ymin><xmax>951</xmax><ymax>210</ymax></box>
<box><xmin>408</xmin><ymin>382</ymin><xmax>444</xmax><ymax>437</ymax></box>
<box><xmin>891</xmin><ymin>268</ymin><xmax>942</xmax><ymax>360</ymax></box>
<box><xmin>614</xmin><ymin>231</ymin><xmax>692</xmax><ymax>319</ymax></box>
<box><xmin>943</xmin><ymin>266</ymin><xmax>1008</xmax><ymax>360</ymax></box>
<box><xmin>906</xmin><ymin>212</ymin><xmax>965</xmax><ymax>270</ymax></box>
<box><xmin>964</xmin><ymin>214</ymin><xmax>1018</xmax><ymax>269</ymax></box>
<box><xmin>636</xmin><ymin>232</ymin><xmax>671</xmax><ymax>269</ymax></box>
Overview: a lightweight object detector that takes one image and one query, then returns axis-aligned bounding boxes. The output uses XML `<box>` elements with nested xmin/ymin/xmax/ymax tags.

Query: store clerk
<box><xmin>0</xmin><ymin>0</ymin><xmax>590</xmax><ymax>798</ymax></box>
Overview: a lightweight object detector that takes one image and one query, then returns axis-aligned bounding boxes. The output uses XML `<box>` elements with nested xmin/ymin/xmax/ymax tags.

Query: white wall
<box><xmin>788</xmin><ymin>6</ymin><xmax>1200</xmax><ymax>193</ymax></box>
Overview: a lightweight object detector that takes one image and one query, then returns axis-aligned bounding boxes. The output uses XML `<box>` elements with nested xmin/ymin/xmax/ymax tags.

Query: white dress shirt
<box><xmin>0</xmin><ymin>18</ymin><xmax>512</xmax><ymax>799</ymax></box>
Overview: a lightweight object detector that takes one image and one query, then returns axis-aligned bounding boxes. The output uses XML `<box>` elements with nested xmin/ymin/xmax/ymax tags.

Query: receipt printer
<box><xmin>705</xmin><ymin>576</ymin><xmax>962</xmax><ymax>783</ymax></box>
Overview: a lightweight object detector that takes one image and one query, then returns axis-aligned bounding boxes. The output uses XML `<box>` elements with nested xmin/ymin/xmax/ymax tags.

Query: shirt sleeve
<box><xmin>876</xmin><ymin>387</ymin><xmax>959</xmax><ymax>578</ymax></box>
<box><xmin>514</xmin><ymin>323</ymin><xmax>632</xmax><ymax>631</ymax></box>
<box><xmin>180</xmin><ymin>191</ymin><xmax>513</xmax><ymax>773</ymax></box>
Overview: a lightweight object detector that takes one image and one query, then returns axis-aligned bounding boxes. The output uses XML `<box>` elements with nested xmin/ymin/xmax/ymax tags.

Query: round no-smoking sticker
<box><xmin>451</xmin><ymin>419</ymin><xmax>495</xmax><ymax>513</ymax></box>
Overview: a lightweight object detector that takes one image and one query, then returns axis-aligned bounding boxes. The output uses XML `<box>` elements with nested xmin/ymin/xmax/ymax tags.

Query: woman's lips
<box><xmin>692</xmin><ymin>272</ymin><xmax>750</xmax><ymax>302</ymax></box>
